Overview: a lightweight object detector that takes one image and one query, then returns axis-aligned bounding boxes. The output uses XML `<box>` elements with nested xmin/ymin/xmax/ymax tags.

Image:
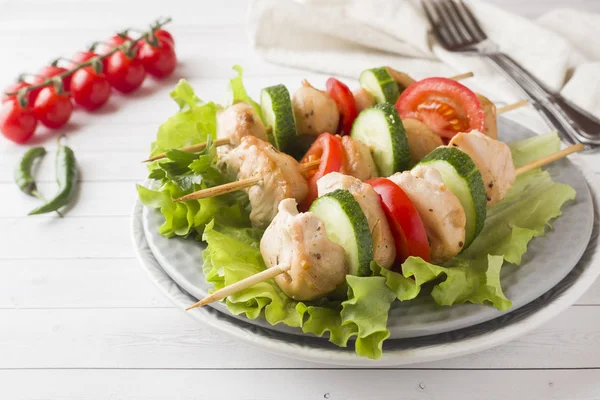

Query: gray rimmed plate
<box><xmin>140</xmin><ymin>118</ymin><xmax>594</xmax><ymax>339</ymax></box>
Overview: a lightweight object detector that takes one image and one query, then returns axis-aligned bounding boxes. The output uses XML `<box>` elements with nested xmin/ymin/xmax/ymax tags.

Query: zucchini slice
<box><xmin>260</xmin><ymin>84</ymin><xmax>297</xmax><ymax>153</ymax></box>
<box><xmin>350</xmin><ymin>102</ymin><xmax>410</xmax><ymax>176</ymax></box>
<box><xmin>310</xmin><ymin>189</ymin><xmax>374</xmax><ymax>276</ymax></box>
<box><xmin>419</xmin><ymin>147</ymin><xmax>487</xmax><ymax>248</ymax></box>
<box><xmin>359</xmin><ymin>67</ymin><xmax>400</xmax><ymax>104</ymax></box>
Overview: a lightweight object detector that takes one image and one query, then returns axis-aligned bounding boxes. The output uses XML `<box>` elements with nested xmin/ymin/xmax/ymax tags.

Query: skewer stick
<box><xmin>515</xmin><ymin>143</ymin><xmax>584</xmax><ymax>175</ymax></box>
<box><xmin>185</xmin><ymin>142</ymin><xmax>586</xmax><ymax>311</ymax></box>
<box><xmin>142</xmin><ymin>137</ymin><xmax>231</xmax><ymax>163</ymax></box>
<box><xmin>142</xmin><ymin>72</ymin><xmax>479</xmax><ymax>163</ymax></box>
<box><xmin>173</xmin><ymin>159</ymin><xmax>322</xmax><ymax>202</ymax></box>
<box><xmin>186</xmin><ymin>264</ymin><xmax>292</xmax><ymax>311</ymax></box>
<box><xmin>497</xmin><ymin>99</ymin><xmax>529</xmax><ymax>114</ymax></box>
<box><xmin>448</xmin><ymin>71</ymin><xmax>474</xmax><ymax>81</ymax></box>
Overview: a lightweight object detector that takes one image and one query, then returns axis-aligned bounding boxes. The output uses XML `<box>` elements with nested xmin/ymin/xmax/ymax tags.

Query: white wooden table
<box><xmin>1</xmin><ymin>1</ymin><xmax>599</xmax><ymax>398</ymax></box>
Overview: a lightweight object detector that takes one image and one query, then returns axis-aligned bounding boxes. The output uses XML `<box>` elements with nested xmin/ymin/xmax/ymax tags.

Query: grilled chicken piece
<box><xmin>219</xmin><ymin>136</ymin><xmax>308</xmax><ymax>228</ymax></box>
<box><xmin>476</xmin><ymin>94</ymin><xmax>498</xmax><ymax>140</ymax></box>
<box><xmin>448</xmin><ymin>130</ymin><xmax>515</xmax><ymax>206</ymax></box>
<box><xmin>389</xmin><ymin>166</ymin><xmax>466</xmax><ymax>263</ymax></box>
<box><xmin>353</xmin><ymin>88</ymin><xmax>376</xmax><ymax>113</ymax></box>
<box><xmin>292</xmin><ymin>80</ymin><xmax>339</xmax><ymax>137</ymax></box>
<box><xmin>340</xmin><ymin>136</ymin><xmax>379</xmax><ymax>181</ymax></box>
<box><xmin>217</xmin><ymin>102</ymin><xmax>267</xmax><ymax>148</ymax></box>
<box><xmin>317</xmin><ymin>172</ymin><xmax>396</xmax><ymax>269</ymax></box>
<box><xmin>260</xmin><ymin>199</ymin><xmax>347</xmax><ymax>301</ymax></box>
<box><xmin>403</xmin><ymin>118</ymin><xmax>444</xmax><ymax>167</ymax></box>
<box><xmin>385</xmin><ymin>66</ymin><xmax>416</xmax><ymax>91</ymax></box>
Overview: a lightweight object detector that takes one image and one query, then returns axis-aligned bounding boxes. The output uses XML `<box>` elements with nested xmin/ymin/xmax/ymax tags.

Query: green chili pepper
<box><xmin>28</xmin><ymin>141</ymin><xmax>78</xmax><ymax>216</ymax></box>
<box><xmin>14</xmin><ymin>147</ymin><xmax>47</xmax><ymax>199</ymax></box>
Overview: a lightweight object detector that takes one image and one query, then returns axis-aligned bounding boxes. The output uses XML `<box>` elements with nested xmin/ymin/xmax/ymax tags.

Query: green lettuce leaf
<box><xmin>149</xmin><ymin>79</ymin><xmax>219</xmax><ymax>157</ymax></box>
<box><xmin>138</xmin><ymin>141</ymin><xmax>250</xmax><ymax>238</ymax></box>
<box><xmin>509</xmin><ymin>131</ymin><xmax>560</xmax><ymax>167</ymax></box>
<box><xmin>226</xmin><ymin>65</ymin><xmax>262</xmax><ymax>121</ymax></box>
<box><xmin>202</xmin><ymin>221</ymin><xmax>302</xmax><ymax>327</ymax></box>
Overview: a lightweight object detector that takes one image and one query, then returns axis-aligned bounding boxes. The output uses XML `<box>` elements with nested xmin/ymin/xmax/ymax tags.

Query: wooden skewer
<box><xmin>448</xmin><ymin>71</ymin><xmax>474</xmax><ymax>81</ymax></box>
<box><xmin>142</xmin><ymin>72</ymin><xmax>479</xmax><ymax>163</ymax></box>
<box><xmin>184</xmin><ymin>142</ymin><xmax>585</xmax><ymax>311</ymax></box>
<box><xmin>186</xmin><ymin>264</ymin><xmax>292</xmax><ymax>311</ymax></box>
<box><xmin>515</xmin><ymin>143</ymin><xmax>584</xmax><ymax>175</ymax></box>
<box><xmin>142</xmin><ymin>137</ymin><xmax>232</xmax><ymax>163</ymax></box>
<box><xmin>174</xmin><ymin>159</ymin><xmax>322</xmax><ymax>202</ymax></box>
<box><xmin>496</xmin><ymin>99</ymin><xmax>529</xmax><ymax>114</ymax></box>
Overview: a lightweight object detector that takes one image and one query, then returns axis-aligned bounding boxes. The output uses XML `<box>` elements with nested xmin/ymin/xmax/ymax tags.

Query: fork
<box><xmin>421</xmin><ymin>0</ymin><xmax>600</xmax><ymax>145</ymax></box>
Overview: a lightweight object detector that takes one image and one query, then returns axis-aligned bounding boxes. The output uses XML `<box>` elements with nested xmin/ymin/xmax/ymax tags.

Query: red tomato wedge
<box><xmin>298</xmin><ymin>132</ymin><xmax>345</xmax><ymax>211</ymax></box>
<box><xmin>367</xmin><ymin>178</ymin><xmax>431</xmax><ymax>268</ymax></box>
<box><xmin>395</xmin><ymin>77</ymin><xmax>484</xmax><ymax>139</ymax></box>
<box><xmin>325</xmin><ymin>78</ymin><xmax>358</xmax><ymax>136</ymax></box>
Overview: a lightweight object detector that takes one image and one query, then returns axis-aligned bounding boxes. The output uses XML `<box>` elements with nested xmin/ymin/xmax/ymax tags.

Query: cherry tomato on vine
<box><xmin>33</xmin><ymin>65</ymin><xmax>72</xmax><ymax>92</ymax></box>
<box><xmin>2</xmin><ymin>82</ymin><xmax>33</xmax><ymax>105</ymax></box>
<box><xmin>0</xmin><ymin>99</ymin><xmax>38</xmax><ymax>143</ymax></box>
<box><xmin>33</xmin><ymin>86</ymin><xmax>73</xmax><ymax>129</ymax></box>
<box><xmin>138</xmin><ymin>38</ymin><xmax>177</xmax><ymax>79</ymax></box>
<box><xmin>70</xmin><ymin>66</ymin><xmax>111</xmax><ymax>111</ymax></box>
<box><xmin>71</xmin><ymin>51</ymin><xmax>98</xmax><ymax>64</ymax></box>
<box><xmin>154</xmin><ymin>29</ymin><xmax>174</xmax><ymax>48</ymax></box>
<box><xmin>105</xmin><ymin>50</ymin><xmax>146</xmax><ymax>93</ymax></box>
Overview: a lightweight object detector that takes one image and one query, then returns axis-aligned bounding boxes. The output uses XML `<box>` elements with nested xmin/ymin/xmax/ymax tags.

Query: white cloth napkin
<box><xmin>248</xmin><ymin>0</ymin><xmax>600</xmax><ymax>133</ymax></box>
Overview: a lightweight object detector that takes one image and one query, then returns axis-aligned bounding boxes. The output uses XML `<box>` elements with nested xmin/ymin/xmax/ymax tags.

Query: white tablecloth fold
<box><xmin>248</xmin><ymin>0</ymin><xmax>600</xmax><ymax>131</ymax></box>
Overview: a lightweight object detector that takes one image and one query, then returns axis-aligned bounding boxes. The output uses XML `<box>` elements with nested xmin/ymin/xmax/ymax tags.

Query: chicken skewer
<box><xmin>186</xmin><ymin>141</ymin><xmax>584</xmax><ymax>310</ymax></box>
<box><xmin>143</xmin><ymin>71</ymin><xmax>482</xmax><ymax>163</ymax></box>
<box><xmin>171</xmin><ymin>101</ymin><xmax>527</xmax><ymax>203</ymax></box>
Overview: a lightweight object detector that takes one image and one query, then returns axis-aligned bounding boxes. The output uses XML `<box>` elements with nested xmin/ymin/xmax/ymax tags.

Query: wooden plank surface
<box><xmin>1</xmin><ymin>0</ymin><xmax>599</xmax><ymax>399</ymax></box>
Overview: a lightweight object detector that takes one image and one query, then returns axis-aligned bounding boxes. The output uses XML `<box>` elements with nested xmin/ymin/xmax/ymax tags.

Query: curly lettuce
<box><xmin>149</xmin><ymin>80</ymin><xmax>219</xmax><ymax>157</ymax></box>
<box><xmin>226</xmin><ymin>65</ymin><xmax>262</xmax><ymax>121</ymax></box>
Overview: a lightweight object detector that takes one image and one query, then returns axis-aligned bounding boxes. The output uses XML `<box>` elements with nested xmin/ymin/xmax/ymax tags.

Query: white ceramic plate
<box><xmin>131</xmin><ymin>152</ymin><xmax>600</xmax><ymax>365</ymax></box>
<box><xmin>141</xmin><ymin>118</ymin><xmax>594</xmax><ymax>339</ymax></box>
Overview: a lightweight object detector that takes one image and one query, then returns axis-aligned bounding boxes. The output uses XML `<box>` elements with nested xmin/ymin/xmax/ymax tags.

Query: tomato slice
<box><xmin>298</xmin><ymin>132</ymin><xmax>345</xmax><ymax>211</ymax></box>
<box><xmin>325</xmin><ymin>78</ymin><xmax>358</xmax><ymax>136</ymax></box>
<box><xmin>395</xmin><ymin>77</ymin><xmax>484</xmax><ymax>139</ymax></box>
<box><xmin>367</xmin><ymin>178</ymin><xmax>431</xmax><ymax>268</ymax></box>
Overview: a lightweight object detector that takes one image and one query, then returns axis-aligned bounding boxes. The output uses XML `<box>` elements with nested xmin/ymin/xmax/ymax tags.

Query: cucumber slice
<box><xmin>260</xmin><ymin>84</ymin><xmax>297</xmax><ymax>153</ymax></box>
<box><xmin>419</xmin><ymin>147</ymin><xmax>487</xmax><ymax>248</ymax></box>
<box><xmin>350</xmin><ymin>102</ymin><xmax>410</xmax><ymax>176</ymax></box>
<box><xmin>359</xmin><ymin>67</ymin><xmax>400</xmax><ymax>104</ymax></box>
<box><xmin>310</xmin><ymin>189</ymin><xmax>373</xmax><ymax>277</ymax></box>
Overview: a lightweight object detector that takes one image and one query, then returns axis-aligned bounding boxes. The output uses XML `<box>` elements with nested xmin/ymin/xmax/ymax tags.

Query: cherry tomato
<box><xmin>325</xmin><ymin>78</ymin><xmax>358</xmax><ymax>135</ymax></box>
<box><xmin>367</xmin><ymin>178</ymin><xmax>431</xmax><ymax>267</ymax></box>
<box><xmin>154</xmin><ymin>29</ymin><xmax>174</xmax><ymax>48</ymax></box>
<box><xmin>138</xmin><ymin>38</ymin><xmax>177</xmax><ymax>79</ymax></box>
<box><xmin>71</xmin><ymin>51</ymin><xmax>98</xmax><ymax>64</ymax></box>
<box><xmin>0</xmin><ymin>99</ymin><xmax>38</xmax><ymax>143</ymax></box>
<box><xmin>2</xmin><ymin>82</ymin><xmax>34</xmax><ymax>105</ymax></box>
<box><xmin>32</xmin><ymin>65</ymin><xmax>72</xmax><ymax>93</ymax></box>
<box><xmin>105</xmin><ymin>50</ymin><xmax>146</xmax><ymax>93</ymax></box>
<box><xmin>33</xmin><ymin>86</ymin><xmax>73</xmax><ymax>129</ymax></box>
<box><xmin>298</xmin><ymin>132</ymin><xmax>345</xmax><ymax>211</ymax></box>
<box><xmin>70</xmin><ymin>66</ymin><xmax>111</xmax><ymax>111</ymax></box>
<box><xmin>107</xmin><ymin>34</ymin><xmax>132</xmax><ymax>47</ymax></box>
<box><xmin>395</xmin><ymin>77</ymin><xmax>484</xmax><ymax>139</ymax></box>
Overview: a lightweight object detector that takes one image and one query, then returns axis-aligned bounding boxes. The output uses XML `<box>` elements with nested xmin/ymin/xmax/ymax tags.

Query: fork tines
<box><xmin>421</xmin><ymin>0</ymin><xmax>487</xmax><ymax>50</ymax></box>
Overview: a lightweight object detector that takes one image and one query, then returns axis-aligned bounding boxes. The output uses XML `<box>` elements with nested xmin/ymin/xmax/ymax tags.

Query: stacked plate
<box><xmin>132</xmin><ymin>119</ymin><xmax>600</xmax><ymax>366</ymax></box>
